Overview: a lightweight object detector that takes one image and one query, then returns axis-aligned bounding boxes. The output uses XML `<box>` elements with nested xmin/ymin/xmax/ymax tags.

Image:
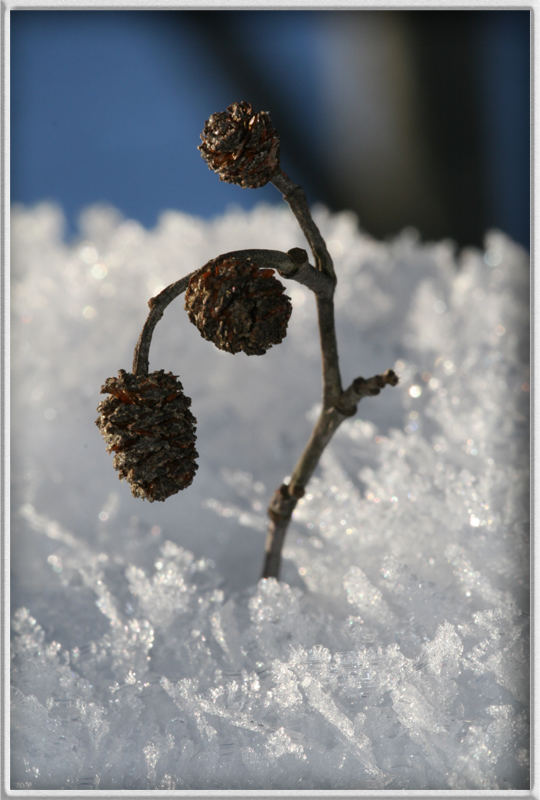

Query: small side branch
<box><xmin>339</xmin><ymin>369</ymin><xmax>399</xmax><ymax>414</ymax></box>
<box><xmin>217</xmin><ymin>247</ymin><xmax>334</xmax><ymax>298</ymax></box>
<box><xmin>279</xmin><ymin>248</ymin><xmax>334</xmax><ymax>299</ymax></box>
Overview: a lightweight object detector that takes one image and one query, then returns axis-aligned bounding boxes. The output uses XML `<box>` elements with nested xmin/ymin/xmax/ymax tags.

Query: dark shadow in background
<box><xmin>403</xmin><ymin>11</ymin><xmax>530</xmax><ymax>249</ymax></box>
<box><xmin>11</xmin><ymin>9</ymin><xmax>529</xmax><ymax>250</ymax></box>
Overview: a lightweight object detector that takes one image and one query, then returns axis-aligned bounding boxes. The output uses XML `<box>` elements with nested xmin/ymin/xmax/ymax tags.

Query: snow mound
<box><xmin>10</xmin><ymin>202</ymin><xmax>529</xmax><ymax>790</ymax></box>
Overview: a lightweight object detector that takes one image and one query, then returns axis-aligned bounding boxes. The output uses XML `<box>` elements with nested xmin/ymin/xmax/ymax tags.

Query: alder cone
<box><xmin>185</xmin><ymin>255</ymin><xmax>292</xmax><ymax>356</ymax></box>
<box><xmin>96</xmin><ymin>369</ymin><xmax>198</xmax><ymax>502</ymax></box>
<box><xmin>199</xmin><ymin>101</ymin><xmax>280</xmax><ymax>188</ymax></box>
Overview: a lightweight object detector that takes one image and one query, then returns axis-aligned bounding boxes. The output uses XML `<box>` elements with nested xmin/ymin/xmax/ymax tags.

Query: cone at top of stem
<box><xmin>199</xmin><ymin>101</ymin><xmax>280</xmax><ymax>189</ymax></box>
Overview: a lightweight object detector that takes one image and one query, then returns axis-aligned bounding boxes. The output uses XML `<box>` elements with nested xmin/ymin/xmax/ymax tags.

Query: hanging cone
<box><xmin>96</xmin><ymin>369</ymin><xmax>198</xmax><ymax>501</ymax></box>
<box><xmin>185</xmin><ymin>254</ymin><xmax>292</xmax><ymax>356</ymax></box>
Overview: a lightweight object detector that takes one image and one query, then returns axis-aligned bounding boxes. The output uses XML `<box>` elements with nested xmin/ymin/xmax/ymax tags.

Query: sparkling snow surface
<box><xmin>10</xmin><ymin>202</ymin><xmax>529</xmax><ymax>790</ymax></box>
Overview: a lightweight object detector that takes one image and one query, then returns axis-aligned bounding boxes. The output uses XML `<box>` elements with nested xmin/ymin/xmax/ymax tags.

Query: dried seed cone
<box><xmin>199</xmin><ymin>101</ymin><xmax>280</xmax><ymax>188</ymax></box>
<box><xmin>185</xmin><ymin>255</ymin><xmax>292</xmax><ymax>356</ymax></box>
<box><xmin>96</xmin><ymin>369</ymin><xmax>198</xmax><ymax>502</ymax></box>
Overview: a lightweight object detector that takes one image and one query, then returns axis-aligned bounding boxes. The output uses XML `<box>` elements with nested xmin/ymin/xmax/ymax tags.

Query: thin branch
<box><xmin>133</xmin><ymin>273</ymin><xmax>194</xmax><ymax>376</ymax></box>
<box><xmin>315</xmin><ymin>296</ymin><xmax>343</xmax><ymax>406</ymax></box>
<box><xmin>272</xmin><ymin>169</ymin><xmax>335</xmax><ymax>279</ymax></box>
<box><xmin>262</xmin><ymin>484</ymin><xmax>300</xmax><ymax>581</ymax></box>
<box><xmin>261</xmin><ymin>370</ymin><xmax>398</xmax><ymax>579</ymax></box>
<box><xmin>261</xmin><ymin>171</ymin><xmax>399</xmax><ymax>580</ymax></box>
<box><xmin>272</xmin><ymin>169</ymin><xmax>342</xmax><ymax>404</ymax></box>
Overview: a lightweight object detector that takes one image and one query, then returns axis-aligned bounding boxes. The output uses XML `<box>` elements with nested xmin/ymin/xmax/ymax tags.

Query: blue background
<box><xmin>11</xmin><ymin>10</ymin><xmax>530</xmax><ymax>249</ymax></box>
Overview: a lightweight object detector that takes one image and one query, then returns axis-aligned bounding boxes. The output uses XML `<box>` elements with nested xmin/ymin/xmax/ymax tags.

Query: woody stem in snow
<box><xmin>261</xmin><ymin>169</ymin><xmax>398</xmax><ymax>580</ymax></box>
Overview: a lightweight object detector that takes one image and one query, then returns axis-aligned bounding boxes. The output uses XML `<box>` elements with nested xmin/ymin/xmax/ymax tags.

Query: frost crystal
<box><xmin>10</xmin><ymin>204</ymin><xmax>529</xmax><ymax>790</ymax></box>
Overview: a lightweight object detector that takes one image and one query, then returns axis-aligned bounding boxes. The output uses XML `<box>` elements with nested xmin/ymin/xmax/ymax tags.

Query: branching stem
<box><xmin>261</xmin><ymin>169</ymin><xmax>398</xmax><ymax>580</ymax></box>
<box><xmin>129</xmin><ymin>179</ymin><xmax>398</xmax><ymax>584</ymax></box>
<box><xmin>272</xmin><ymin>169</ymin><xmax>335</xmax><ymax>279</ymax></box>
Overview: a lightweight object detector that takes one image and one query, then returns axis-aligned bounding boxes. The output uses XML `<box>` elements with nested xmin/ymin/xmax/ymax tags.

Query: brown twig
<box><xmin>261</xmin><ymin>170</ymin><xmax>399</xmax><ymax>580</ymax></box>
<box><xmin>272</xmin><ymin>169</ymin><xmax>335</xmax><ymax>279</ymax></box>
<box><xmin>132</xmin><ymin>274</ymin><xmax>195</xmax><ymax>377</ymax></box>
<box><xmin>260</xmin><ymin>368</ymin><xmax>398</xmax><ymax>580</ymax></box>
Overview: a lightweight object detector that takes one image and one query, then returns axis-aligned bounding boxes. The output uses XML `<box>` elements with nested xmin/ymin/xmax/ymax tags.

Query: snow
<box><xmin>10</xmin><ymin>201</ymin><xmax>529</xmax><ymax>790</ymax></box>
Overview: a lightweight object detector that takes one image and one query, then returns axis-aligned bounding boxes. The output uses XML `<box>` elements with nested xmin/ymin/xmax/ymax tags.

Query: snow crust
<box><xmin>10</xmin><ymin>202</ymin><xmax>530</xmax><ymax>790</ymax></box>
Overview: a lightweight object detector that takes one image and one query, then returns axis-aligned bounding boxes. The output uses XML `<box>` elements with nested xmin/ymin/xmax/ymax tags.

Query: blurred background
<box><xmin>11</xmin><ymin>9</ymin><xmax>530</xmax><ymax>250</ymax></box>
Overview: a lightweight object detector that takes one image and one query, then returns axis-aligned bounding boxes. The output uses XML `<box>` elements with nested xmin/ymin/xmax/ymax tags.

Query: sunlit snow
<box><xmin>10</xmin><ymin>202</ymin><xmax>529</xmax><ymax>790</ymax></box>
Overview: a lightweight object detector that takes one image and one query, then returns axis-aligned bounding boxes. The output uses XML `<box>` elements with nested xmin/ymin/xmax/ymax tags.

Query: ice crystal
<box><xmin>10</xmin><ymin>203</ymin><xmax>529</xmax><ymax>790</ymax></box>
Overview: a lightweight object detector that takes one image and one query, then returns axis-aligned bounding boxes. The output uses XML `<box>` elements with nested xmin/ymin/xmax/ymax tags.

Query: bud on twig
<box><xmin>199</xmin><ymin>101</ymin><xmax>280</xmax><ymax>188</ymax></box>
<box><xmin>96</xmin><ymin>370</ymin><xmax>198</xmax><ymax>502</ymax></box>
<box><xmin>185</xmin><ymin>254</ymin><xmax>292</xmax><ymax>355</ymax></box>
